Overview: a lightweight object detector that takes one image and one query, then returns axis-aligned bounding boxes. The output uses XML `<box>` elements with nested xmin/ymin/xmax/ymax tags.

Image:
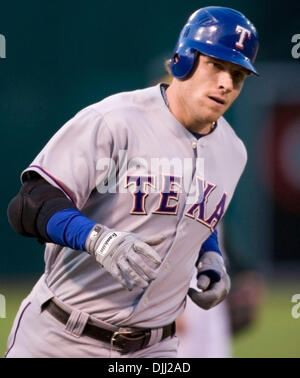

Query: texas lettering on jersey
<box><xmin>126</xmin><ymin>174</ymin><xmax>227</xmax><ymax>231</ymax></box>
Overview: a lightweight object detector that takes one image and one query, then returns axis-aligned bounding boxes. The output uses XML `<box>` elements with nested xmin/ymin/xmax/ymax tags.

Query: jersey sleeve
<box><xmin>21</xmin><ymin>107</ymin><xmax>115</xmax><ymax>210</ymax></box>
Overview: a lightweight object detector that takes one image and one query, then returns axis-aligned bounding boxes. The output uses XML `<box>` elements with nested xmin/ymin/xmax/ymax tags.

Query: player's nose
<box><xmin>218</xmin><ymin>71</ymin><xmax>234</xmax><ymax>93</ymax></box>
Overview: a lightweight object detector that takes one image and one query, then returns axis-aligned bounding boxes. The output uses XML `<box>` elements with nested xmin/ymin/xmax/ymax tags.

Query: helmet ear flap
<box><xmin>170</xmin><ymin>48</ymin><xmax>197</xmax><ymax>79</ymax></box>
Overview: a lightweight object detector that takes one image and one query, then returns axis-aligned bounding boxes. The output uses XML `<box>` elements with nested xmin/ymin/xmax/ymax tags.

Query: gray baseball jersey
<box><xmin>22</xmin><ymin>83</ymin><xmax>247</xmax><ymax>329</ymax></box>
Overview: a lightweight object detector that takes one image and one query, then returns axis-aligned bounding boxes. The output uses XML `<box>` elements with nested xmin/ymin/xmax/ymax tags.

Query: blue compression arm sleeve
<box><xmin>46</xmin><ymin>208</ymin><xmax>96</xmax><ymax>250</ymax></box>
<box><xmin>200</xmin><ymin>229</ymin><xmax>222</xmax><ymax>256</ymax></box>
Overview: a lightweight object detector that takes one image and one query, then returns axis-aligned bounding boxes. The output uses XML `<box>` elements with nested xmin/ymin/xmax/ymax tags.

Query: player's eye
<box><xmin>210</xmin><ymin>61</ymin><xmax>223</xmax><ymax>70</ymax></box>
<box><xmin>232</xmin><ymin>71</ymin><xmax>245</xmax><ymax>83</ymax></box>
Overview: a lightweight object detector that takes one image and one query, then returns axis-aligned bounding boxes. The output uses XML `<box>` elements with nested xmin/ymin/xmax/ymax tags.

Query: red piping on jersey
<box><xmin>29</xmin><ymin>165</ymin><xmax>77</xmax><ymax>206</ymax></box>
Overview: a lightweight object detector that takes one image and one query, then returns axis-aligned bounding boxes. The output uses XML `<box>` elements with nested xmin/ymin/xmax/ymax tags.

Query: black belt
<box><xmin>43</xmin><ymin>299</ymin><xmax>175</xmax><ymax>353</ymax></box>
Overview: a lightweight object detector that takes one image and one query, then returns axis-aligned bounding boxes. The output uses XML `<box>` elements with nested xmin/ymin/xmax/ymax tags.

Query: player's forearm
<box><xmin>46</xmin><ymin>208</ymin><xmax>96</xmax><ymax>250</ymax></box>
<box><xmin>200</xmin><ymin>229</ymin><xmax>222</xmax><ymax>256</ymax></box>
<box><xmin>48</xmin><ymin>208</ymin><xmax>165</xmax><ymax>291</ymax></box>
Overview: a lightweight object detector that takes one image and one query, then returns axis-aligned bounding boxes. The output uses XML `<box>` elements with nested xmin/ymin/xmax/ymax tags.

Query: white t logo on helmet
<box><xmin>235</xmin><ymin>25</ymin><xmax>251</xmax><ymax>50</ymax></box>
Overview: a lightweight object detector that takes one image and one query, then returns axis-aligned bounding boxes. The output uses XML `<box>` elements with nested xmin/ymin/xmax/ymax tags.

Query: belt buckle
<box><xmin>110</xmin><ymin>328</ymin><xmax>147</xmax><ymax>353</ymax></box>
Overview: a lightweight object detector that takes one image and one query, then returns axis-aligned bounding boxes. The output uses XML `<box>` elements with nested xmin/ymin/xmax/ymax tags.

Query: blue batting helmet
<box><xmin>170</xmin><ymin>6</ymin><xmax>259</xmax><ymax>78</ymax></box>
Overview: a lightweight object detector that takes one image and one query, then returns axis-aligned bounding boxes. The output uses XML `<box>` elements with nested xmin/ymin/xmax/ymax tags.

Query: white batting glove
<box><xmin>188</xmin><ymin>251</ymin><xmax>231</xmax><ymax>310</ymax></box>
<box><xmin>85</xmin><ymin>224</ymin><xmax>165</xmax><ymax>291</ymax></box>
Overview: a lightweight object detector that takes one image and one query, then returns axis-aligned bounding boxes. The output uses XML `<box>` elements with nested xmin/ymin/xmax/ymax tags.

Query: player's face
<box><xmin>180</xmin><ymin>54</ymin><xmax>249</xmax><ymax>125</ymax></box>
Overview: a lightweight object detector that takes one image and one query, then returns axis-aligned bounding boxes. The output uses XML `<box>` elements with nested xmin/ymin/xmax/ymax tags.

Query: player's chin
<box><xmin>206</xmin><ymin>100</ymin><xmax>231</xmax><ymax>118</ymax></box>
<box><xmin>203</xmin><ymin>109</ymin><xmax>225</xmax><ymax>124</ymax></box>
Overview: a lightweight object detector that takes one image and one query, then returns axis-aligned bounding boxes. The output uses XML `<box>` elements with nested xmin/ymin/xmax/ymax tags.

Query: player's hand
<box><xmin>85</xmin><ymin>224</ymin><xmax>165</xmax><ymax>291</ymax></box>
<box><xmin>188</xmin><ymin>251</ymin><xmax>231</xmax><ymax>310</ymax></box>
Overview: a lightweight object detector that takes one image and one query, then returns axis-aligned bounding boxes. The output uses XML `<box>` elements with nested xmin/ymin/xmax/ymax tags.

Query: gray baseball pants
<box><xmin>5</xmin><ymin>276</ymin><xmax>179</xmax><ymax>358</ymax></box>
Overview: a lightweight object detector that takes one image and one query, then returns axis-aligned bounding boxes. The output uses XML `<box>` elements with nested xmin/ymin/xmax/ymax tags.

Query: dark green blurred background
<box><xmin>0</xmin><ymin>0</ymin><xmax>300</xmax><ymax>357</ymax></box>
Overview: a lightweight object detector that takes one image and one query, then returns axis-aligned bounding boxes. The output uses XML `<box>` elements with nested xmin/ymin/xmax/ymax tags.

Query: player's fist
<box><xmin>85</xmin><ymin>224</ymin><xmax>165</xmax><ymax>290</ymax></box>
<box><xmin>188</xmin><ymin>251</ymin><xmax>231</xmax><ymax>310</ymax></box>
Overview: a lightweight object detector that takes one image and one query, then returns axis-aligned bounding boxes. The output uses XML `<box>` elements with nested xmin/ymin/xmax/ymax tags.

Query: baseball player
<box><xmin>6</xmin><ymin>6</ymin><xmax>259</xmax><ymax>358</ymax></box>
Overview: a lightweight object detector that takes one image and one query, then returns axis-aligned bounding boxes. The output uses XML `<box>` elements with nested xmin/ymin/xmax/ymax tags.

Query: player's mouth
<box><xmin>208</xmin><ymin>96</ymin><xmax>226</xmax><ymax>106</ymax></box>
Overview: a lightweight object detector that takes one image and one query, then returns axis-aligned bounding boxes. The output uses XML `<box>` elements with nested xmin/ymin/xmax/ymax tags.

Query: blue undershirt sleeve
<box><xmin>200</xmin><ymin>229</ymin><xmax>222</xmax><ymax>256</ymax></box>
<box><xmin>46</xmin><ymin>208</ymin><xmax>96</xmax><ymax>251</ymax></box>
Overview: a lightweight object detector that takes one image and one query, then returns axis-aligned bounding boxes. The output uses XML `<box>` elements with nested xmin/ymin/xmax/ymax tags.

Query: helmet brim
<box><xmin>189</xmin><ymin>41</ymin><xmax>259</xmax><ymax>76</ymax></box>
